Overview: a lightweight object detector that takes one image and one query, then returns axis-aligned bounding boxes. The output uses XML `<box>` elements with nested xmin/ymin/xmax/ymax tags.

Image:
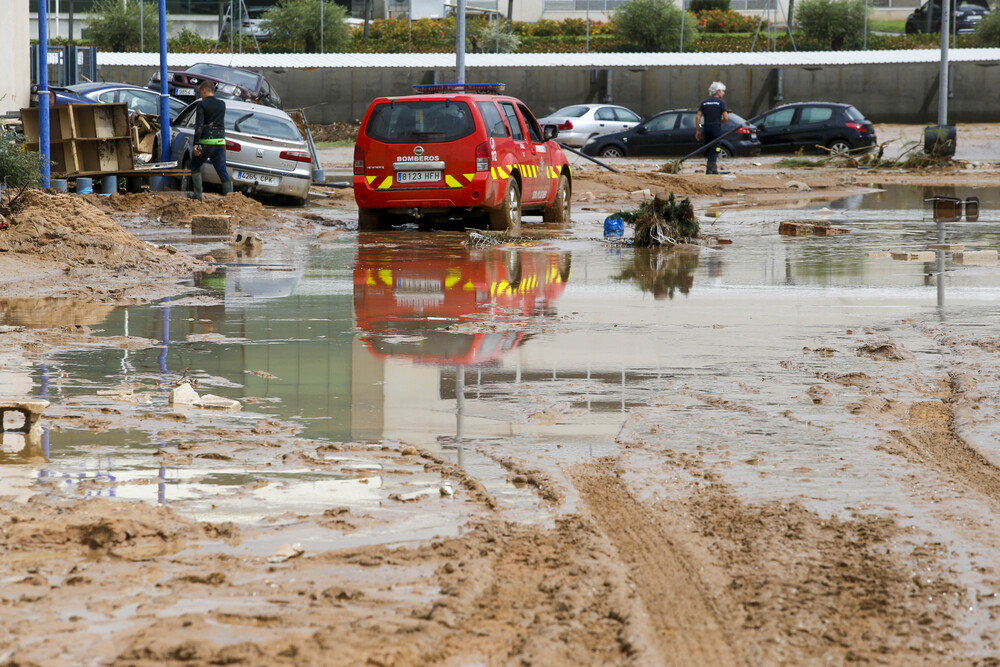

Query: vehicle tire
<box><xmin>827</xmin><ymin>139</ymin><xmax>852</xmax><ymax>154</ymax></box>
<box><xmin>285</xmin><ymin>194</ymin><xmax>307</xmax><ymax>207</ymax></box>
<box><xmin>179</xmin><ymin>155</ymin><xmax>192</xmax><ymax>192</ymax></box>
<box><xmin>358</xmin><ymin>208</ymin><xmax>382</xmax><ymax>231</ymax></box>
<box><xmin>542</xmin><ymin>174</ymin><xmax>571</xmax><ymax>223</ymax></box>
<box><xmin>905</xmin><ymin>20</ymin><xmax>917</xmax><ymax>34</ymax></box>
<box><xmin>488</xmin><ymin>178</ymin><xmax>522</xmax><ymax>233</ymax></box>
<box><xmin>717</xmin><ymin>144</ymin><xmax>732</xmax><ymax>159</ymax></box>
<box><xmin>599</xmin><ymin>145</ymin><xmax>626</xmax><ymax>159</ymax></box>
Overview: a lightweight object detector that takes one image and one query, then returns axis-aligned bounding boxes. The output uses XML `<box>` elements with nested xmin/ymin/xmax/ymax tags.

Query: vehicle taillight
<box><xmin>736</xmin><ymin>127</ymin><xmax>752</xmax><ymax>135</ymax></box>
<box><xmin>225</xmin><ymin>140</ymin><xmax>241</xmax><ymax>151</ymax></box>
<box><xmin>846</xmin><ymin>122</ymin><xmax>867</xmax><ymax>133</ymax></box>
<box><xmin>280</xmin><ymin>150</ymin><xmax>312</xmax><ymax>163</ymax></box>
<box><xmin>558</xmin><ymin>121</ymin><xmax>573</xmax><ymax>131</ymax></box>
<box><xmin>354</xmin><ymin>146</ymin><xmax>365</xmax><ymax>175</ymax></box>
<box><xmin>475</xmin><ymin>142</ymin><xmax>489</xmax><ymax>172</ymax></box>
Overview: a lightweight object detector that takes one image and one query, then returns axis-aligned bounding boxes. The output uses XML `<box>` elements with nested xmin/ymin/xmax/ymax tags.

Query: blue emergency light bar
<box><xmin>412</xmin><ymin>83</ymin><xmax>506</xmax><ymax>94</ymax></box>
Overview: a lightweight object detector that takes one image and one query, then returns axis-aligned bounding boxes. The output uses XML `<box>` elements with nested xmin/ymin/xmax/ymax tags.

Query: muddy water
<box><xmin>3</xmin><ymin>186</ymin><xmax>1000</xmax><ymax>533</ymax></box>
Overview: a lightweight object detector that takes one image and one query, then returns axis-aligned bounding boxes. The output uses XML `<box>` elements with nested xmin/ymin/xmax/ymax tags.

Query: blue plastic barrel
<box><xmin>75</xmin><ymin>177</ymin><xmax>94</xmax><ymax>195</ymax></box>
<box><xmin>99</xmin><ymin>175</ymin><xmax>117</xmax><ymax>196</ymax></box>
<box><xmin>51</xmin><ymin>179</ymin><xmax>68</xmax><ymax>192</ymax></box>
<box><xmin>604</xmin><ymin>215</ymin><xmax>624</xmax><ymax>237</ymax></box>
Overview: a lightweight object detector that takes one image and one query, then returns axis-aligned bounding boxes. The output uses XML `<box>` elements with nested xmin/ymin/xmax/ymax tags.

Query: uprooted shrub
<box><xmin>618</xmin><ymin>192</ymin><xmax>699</xmax><ymax>246</ymax></box>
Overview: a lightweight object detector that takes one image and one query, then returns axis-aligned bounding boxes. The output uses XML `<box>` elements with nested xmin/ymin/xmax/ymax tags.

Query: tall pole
<box><xmin>320</xmin><ymin>0</ymin><xmax>324</xmax><ymax>53</ymax></box>
<box><xmin>68</xmin><ymin>0</ymin><xmax>74</xmax><ymax>43</ymax></box>
<box><xmin>159</xmin><ymin>0</ymin><xmax>172</xmax><ymax>163</ymax></box>
<box><xmin>679</xmin><ymin>0</ymin><xmax>685</xmax><ymax>52</ymax></box>
<box><xmin>39</xmin><ymin>0</ymin><xmax>51</xmax><ymax>188</ymax></box>
<box><xmin>586</xmin><ymin>0</ymin><xmax>590</xmax><ymax>52</ymax></box>
<box><xmin>456</xmin><ymin>0</ymin><xmax>466</xmax><ymax>84</ymax></box>
<box><xmin>862</xmin><ymin>0</ymin><xmax>867</xmax><ymax>50</ymax></box>
<box><xmin>938</xmin><ymin>0</ymin><xmax>950</xmax><ymax>124</ymax></box>
<box><xmin>141</xmin><ymin>0</ymin><xmax>145</xmax><ymax>51</ymax></box>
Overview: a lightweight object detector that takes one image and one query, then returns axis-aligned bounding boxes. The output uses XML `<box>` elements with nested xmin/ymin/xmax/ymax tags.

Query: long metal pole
<box><xmin>679</xmin><ymin>0</ymin><xmax>685</xmax><ymax>52</ymax></box>
<box><xmin>938</xmin><ymin>0</ymin><xmax>950</xmax><ymax>124</ymax></box>
<box><xmin>159</xmin><ymin>0</ymin><xmax>172</xmax><ymax>163</ymax></box>
<box><xmin>456</xmin><ymin>0</ymin><xmax>466</xmax><ymax>83</ymax></box>
<box><xmin>586</xmin><ymin>0</ymin><xmax>589</xmax><ymax>52</ymax></box>
<box><xmin>320</xmin><ymin>0</ymin><xmax>324</xmax><ymax>53</ymax></box>
<box><xmin>39</xmin><ymin>0</ymin><xmax>51</xmax><ymax>188</ymax></box>
<box><xmin>141</xmin><ymin>0</ymin><xmax>144</xmax><ymax>51</ymax></box>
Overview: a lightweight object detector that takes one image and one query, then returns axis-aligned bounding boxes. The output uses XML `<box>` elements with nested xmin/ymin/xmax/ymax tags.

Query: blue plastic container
<box><xmin>75</xmin><ymin>177</ymin><xmax>94</xmax><ymax>195</ymax></box>
<box><xmin>99</xmin><ymin>175</ymin><xmax>117</xmax><ymax>196</ymax></box>
<box><xmin>604</xmin><ymin>215</ymin><xmax>624</xmax><ymax>237</ymax></box>
<box><xmin>51</xmin><ymin>179</ymin><xmax>68</xmax><ymax>192</ymax></box>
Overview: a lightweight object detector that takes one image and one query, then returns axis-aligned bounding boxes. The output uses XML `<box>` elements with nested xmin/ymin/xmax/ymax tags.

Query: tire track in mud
<box><xmin>570</xmin><ymin>458</ymin><xmax>747</xmax><ymax>667</ymax></box>
<box><xmin>886</xmin><ymin>376</ymin><xmax>1000</xmax><ymax>506</ymax></box>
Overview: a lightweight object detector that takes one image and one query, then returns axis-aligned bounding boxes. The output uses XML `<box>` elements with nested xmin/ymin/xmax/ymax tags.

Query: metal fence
<box><xmin>543</xmin><ymin>0</ymin><xmax>630</xmax><ymax>10</ymax></box>
<box><xmin>30</xmin><ymin>45</ymin><xmax>98</xmax><ymax>88</ymax></box>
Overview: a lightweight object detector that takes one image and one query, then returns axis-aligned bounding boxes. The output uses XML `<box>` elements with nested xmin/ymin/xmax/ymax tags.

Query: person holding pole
<box><xmin>694</xmin><ymin>81</ymin><xmax>729</xmax><ymax>175</ymax></box>
<box><xmin>188</xmin><ymin>81</ymin><xmax>233</xmax><ymax>200</ymax></box>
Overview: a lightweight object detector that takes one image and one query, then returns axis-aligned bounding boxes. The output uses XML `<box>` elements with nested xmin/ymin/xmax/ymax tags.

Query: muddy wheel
<box><xmin>542</xmin><ymin>174</ymin><xmax>571</xmax><ymax>223</ymax></box>
<box><xmin>358</xmin><ymin>208</ymin><xmax>382</xmax><ymax>231</ymax></box>
<box><xmin>717</xmin><ymin>144</ymin><xmax>732</xmax><ymax>159</ymax></box>
<box><xmin>175</xmin><ymin>155</ymin><xmax>191</xmax><ymax>192</ymax></box>
<box><xmin>599</xmin><ymin>145</ymin><xmax>625</xmax><ymax>159</ymax></box>
<box><xmin>827</xmin><ymin>139</ymin><xmax>852</xmax><ymax>154</ymax></box>
<box><xmin>488</xmin><ymin>178</ymin><xmax>521</xmax><ymax>232</ymax></box>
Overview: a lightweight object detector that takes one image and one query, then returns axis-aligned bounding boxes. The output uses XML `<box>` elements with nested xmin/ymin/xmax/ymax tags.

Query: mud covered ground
<box><xmin>1</xmin><ymin>125</ymin><xmax>1000</xmax><ymax>665</ymax></box>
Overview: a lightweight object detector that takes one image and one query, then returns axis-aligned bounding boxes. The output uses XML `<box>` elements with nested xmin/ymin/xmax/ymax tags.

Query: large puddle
<box><xmin>2</xmin><ymin>184</ymin><xmax>1000</xmax><ymax>539</ymax></box>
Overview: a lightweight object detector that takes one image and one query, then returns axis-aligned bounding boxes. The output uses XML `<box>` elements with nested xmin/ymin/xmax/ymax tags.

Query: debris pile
<box><xmin>618</xmin><ymin>192</ymin><xmax>698</xmax><ymax>246</ymax></box>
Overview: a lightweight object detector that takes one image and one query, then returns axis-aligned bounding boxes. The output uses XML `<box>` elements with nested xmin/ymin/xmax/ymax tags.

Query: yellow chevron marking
<box><xmin>444</xmin><ymin>269</ymin><xmax>462</xmax><ymax>288</ymax></box>
<box><xmin>463</xmin><ymin>280</ymin><xmax>474</xmax><ymax>291</ymax></box>
<box><xmin>463</xmin><ymin>173</ymin><xmax>474</xmax><ymax>182</ymax></box>
<box><xmin>445</xmin><ymin>175</ymin><xmax>461</xmax><ymax>188</ymax></box>
<box><xmin>377</xmin><ymin>176</ymin><xmax>393</xmax><ymax>189</ymax></box>
<box><xmin>378</xmin><ymin>269</ymin><xmax>393</xmax><ymax>286</ymax></box>
<box><xmin>366</xmin><ymin>175</ymin><xmax>377</xmax><ymax>185</ymax></box>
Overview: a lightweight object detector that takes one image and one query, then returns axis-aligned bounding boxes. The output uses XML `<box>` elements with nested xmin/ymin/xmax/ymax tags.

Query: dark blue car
<box><xmin>51</xmin><ymin>82</ymin><xmax>187</xmax><ymax>120</ymax></box>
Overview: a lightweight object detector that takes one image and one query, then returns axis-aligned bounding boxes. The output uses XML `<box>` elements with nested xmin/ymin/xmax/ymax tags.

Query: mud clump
<box><xmin>85</xmin><ymin>191</ymin><xmax>273</xmax><ymax>227</ymax></box>
<box><xmin>0</xmin><ymin>190</ymin><xmax>201</xmax><ymax>275</ymax></box>
<box><xmin>857</xmin><ymin>339</ymin><xmax>914</xmax><ymax>361</ymax></box>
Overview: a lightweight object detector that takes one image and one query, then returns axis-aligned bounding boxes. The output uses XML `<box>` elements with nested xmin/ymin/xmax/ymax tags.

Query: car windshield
<box><xmin>728</xmin><ymin>112</ymin><xmax>747</xmax><ymax>125</ymax></box>
<box><xmin>550</xmin><ymin>106</ymin><xmax>590</xmax><ymax>118</ymax></box>
<box><xmin>187</xmin><ymin>64</ymin><xmax>261</xmax><ymax>90</ymax></box>
<box><xmin>225</xmin><ymin>109</ymin><xmax>302</xmax><ymax>141</ymax></box>
<box><xmin>365</xmin><ymin>101</ymin><xmax>476</xmax><ymax>143</ymax></box>
<box><xmin>845</xmin><ymin>106</ymin><xmax>866</xmax><ymax>122</ymax></box>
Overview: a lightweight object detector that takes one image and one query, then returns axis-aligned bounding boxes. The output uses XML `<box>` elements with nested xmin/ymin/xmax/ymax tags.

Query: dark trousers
<box><xmin>703</xmin><ymin>124</ymin><xmax>723</xmax><ymax>171</ymax></box>
<box><xmin>191</xmin><ymin>143</ymin><xmax>231</xmax><ymax>183</ymax></box>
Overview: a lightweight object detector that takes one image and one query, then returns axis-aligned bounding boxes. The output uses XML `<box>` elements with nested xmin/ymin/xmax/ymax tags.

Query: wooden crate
<box><xmin>20</xmin><ymin>103</ymin><xmax>134</xmax><ymax>177</ymax></box>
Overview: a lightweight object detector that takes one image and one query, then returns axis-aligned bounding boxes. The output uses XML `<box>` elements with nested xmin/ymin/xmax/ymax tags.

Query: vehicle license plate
<box><xmin>175</xmin><ymin>88</ymin><xmax>196</xmax><ymax>96</ymax></box>
<box><xmin>397</xmin><ymin>170</ymin><xmax>441</xmax><ymax>183</ymax></box>
<box><xmin>237</xmin><ymin>171</ymin><xmax>278</xmax><ymax>186</ymax></box>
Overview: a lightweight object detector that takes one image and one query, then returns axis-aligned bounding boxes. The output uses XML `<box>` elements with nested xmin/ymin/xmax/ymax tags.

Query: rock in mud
<box><xmin>170</xmin><ymin>382</ymin><xmax>199</xmax><ymax>406</ymax></box>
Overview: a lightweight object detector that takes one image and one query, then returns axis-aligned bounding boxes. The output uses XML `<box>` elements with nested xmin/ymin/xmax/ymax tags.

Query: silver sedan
<box><xmin>537</xmin><ymin>103</ymin><xmax>643</xmax><ymax>148</ymax></box>
<box><xmin>167</xmin><ymin>99</ymin><xmax>313</xmax><ymax>205</ymax></box>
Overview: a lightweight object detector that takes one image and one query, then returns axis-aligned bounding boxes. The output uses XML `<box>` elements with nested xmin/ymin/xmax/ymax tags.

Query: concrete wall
<box><xmin>1</xmin><ymin>1</ymin><xmax>31</xmax><ymax>115</ymax></box>
<box><xmin>99</xmin><ymin>61</ymin><xmax>993</xmax><ymax>125</ymax></box>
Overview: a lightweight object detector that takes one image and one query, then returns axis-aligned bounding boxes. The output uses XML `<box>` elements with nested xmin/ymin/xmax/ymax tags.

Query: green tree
<box><xmin>86</xmin><ymin>0</ymin><xmax>162</xmax><ymax>52</ymax></box>
<box><xmin>612</xmin><ymin>0</ymin><xmax>699</xmax><ymax>52</ymax></box>
<box><xmin>972</xmin><ymin>11</ymin><xmax>1000</xmax><ymax>46</ymax></box>
<box><xmin>795</xmin><ymin>0</ymin><xmax>867</xmax><ymax>50</ymax></box>
<box><xmin>689</xmin><ymin>0</ymin><xmax>730</xmax><ymax>13</ymax></box>
<box><xmin>0</xmin><ymin>130</ymin><xmax>44</xmax><ymax>189</ymax></box>
<box><xmin>261</xmin><ymin>0</ymin><xmax>353</xmax><ymax>53</ymax></box>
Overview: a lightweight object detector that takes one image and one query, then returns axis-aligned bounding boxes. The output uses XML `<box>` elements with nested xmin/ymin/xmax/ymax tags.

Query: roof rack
<box><xmin>412</xmin><ymin>83</ymin><xmax>506</xmax><ymax>94</ymax></box>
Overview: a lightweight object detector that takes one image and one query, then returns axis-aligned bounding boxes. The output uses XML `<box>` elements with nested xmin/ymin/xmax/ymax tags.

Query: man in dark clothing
<box><xmin>694</xmin><ymin>81</ymin><xmax>729</xmax><ymax>175</ymax></box>
<box><xmin>188</xmin><ymin>80</ymin><xmax>232</xmax><ymax>200</ymax></box>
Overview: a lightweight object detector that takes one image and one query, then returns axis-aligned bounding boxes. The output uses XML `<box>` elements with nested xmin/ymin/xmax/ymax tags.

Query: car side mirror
<box><xmin>636</xmin><ymin>126</ymin><xmax>648</xmax><ymax>134</ymax></box>
<box><xmin>757</xmin><ymin>123</ymin><xmax>766</xmax><ymax>130</ymax></box>
<box><xmin>543</xmin><ymin>124</ymin><xmax>558</xmax><ymax>141</ymax></box>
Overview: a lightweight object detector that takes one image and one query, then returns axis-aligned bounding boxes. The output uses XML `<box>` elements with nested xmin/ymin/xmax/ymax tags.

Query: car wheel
<box><xmin>358</xmin><ymin>208</ymin><xmax>382</xmax><ymax>231</ymax></box>
<box><xmin>717</xmin><ymin>144</ymin><xmax>732</xmax><ymax>159</ymax></box>
<box><xmin>504</xmin><ymin>251</ymin><xmax>522</xmax><ymax>289</ymax></box>
<box><xmin>905</xmin><ymin>21</ymin><xmax>917</xmax><ymax>34</ymax></box>
<box><xmin>827</xmin><ymin>139</ymin><xmax>852</xmax><ymax>154</ymax></box>
<box><xmin>179</xmin><ymin>155</ymin><xmax>192</xmax><ymax>192</ymax></box>
<box><xmin>285</xmin><ymin>194</ymin><xmax>307</xmax><ymax>207</ymax></box>
<box><xmin>557</xmin><ymin>252</ymin><xmax>571</xmax><ymax>282</ymax></box>
<box><xmin>542</xmin><ymin>174</ymin><xmax>571</xmax><ymax>223</ymax></box>
<box><xmin>488</xmin><ymin>178</ymin><xmax>522</xmax><ymax>233</ymax></box>
<box><xmin>599</xmin><ymin>145</ymin><xmax>625</xmax><ymax>159</ymax></box>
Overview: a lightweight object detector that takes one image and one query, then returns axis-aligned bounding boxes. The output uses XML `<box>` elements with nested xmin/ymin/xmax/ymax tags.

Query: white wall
<box><xmin>1</xmin><ymin>1</ymin><xmax>31</xmax><ymax>115</ymax></box>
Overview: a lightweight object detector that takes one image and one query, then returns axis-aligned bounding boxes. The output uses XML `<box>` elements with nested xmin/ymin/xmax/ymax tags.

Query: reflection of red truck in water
<box><xmin>353</xmin><ymin>238</ymin><xmax>571</xmax><ymax>366</ymax></box>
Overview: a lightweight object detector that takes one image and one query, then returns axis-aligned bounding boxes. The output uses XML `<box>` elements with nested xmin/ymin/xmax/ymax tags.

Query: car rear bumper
<box><xmin>201</xmin><ymin>162</ymin><xmax>311</xmax><ymax>199</ymax></box>
<box><xmin>355</xmin><ymin>171</ymin><xmax>502</xmax><ymax>212</ymax></box>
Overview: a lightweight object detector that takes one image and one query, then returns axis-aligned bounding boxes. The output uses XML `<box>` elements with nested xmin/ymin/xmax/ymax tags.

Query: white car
<box><xmin>167</xmin><ymin>99</ymin><xmax>313</xmax><ymax>205</ymax></box>
<box><xmin>537</xmin><ymin>103</ymin><xmax>643</xmax><ymax>148</ymax></box>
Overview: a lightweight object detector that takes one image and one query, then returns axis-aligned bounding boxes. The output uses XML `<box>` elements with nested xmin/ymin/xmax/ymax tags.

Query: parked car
<box><xmin>581</xmin><ymin>109</ymin><xmax>760</xmax><ymax>159</ymax></box>
<box><xmin>905</xmin><ymin>0</ymin><xmax>990</xmax><ymax>34</ymax></box>
<box><xmin>240</xmin><ymin>5</ymin><xmax>272</xmax><ymax>41</ymax></box>
<box><xmin>748</xmin><ymin>102</ymin><xmax>876</xmax><ymax>154</ymax></box>
<box><xmin>165</xmin><ymin>98</ymin><xmax>312</xmax><ymax>205</ymax></box>
<box><xmin>48</xmin><ymin>82</ymin><xmax>188</xmax><ymax>120</ymax></box>
<box><xmin>147</xmin><ymin>63</ymin><xmax>282</xmax><ymax>109</ymax></box>
<box><xmin>353</xmin><ymin>83</ymin><xmax>572</xmax><ymax>232</ymax></box>
<box><xmin>536</xmin><ymin>103</ymin><xmax>643</xmax><ymax>148</ymax></box>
